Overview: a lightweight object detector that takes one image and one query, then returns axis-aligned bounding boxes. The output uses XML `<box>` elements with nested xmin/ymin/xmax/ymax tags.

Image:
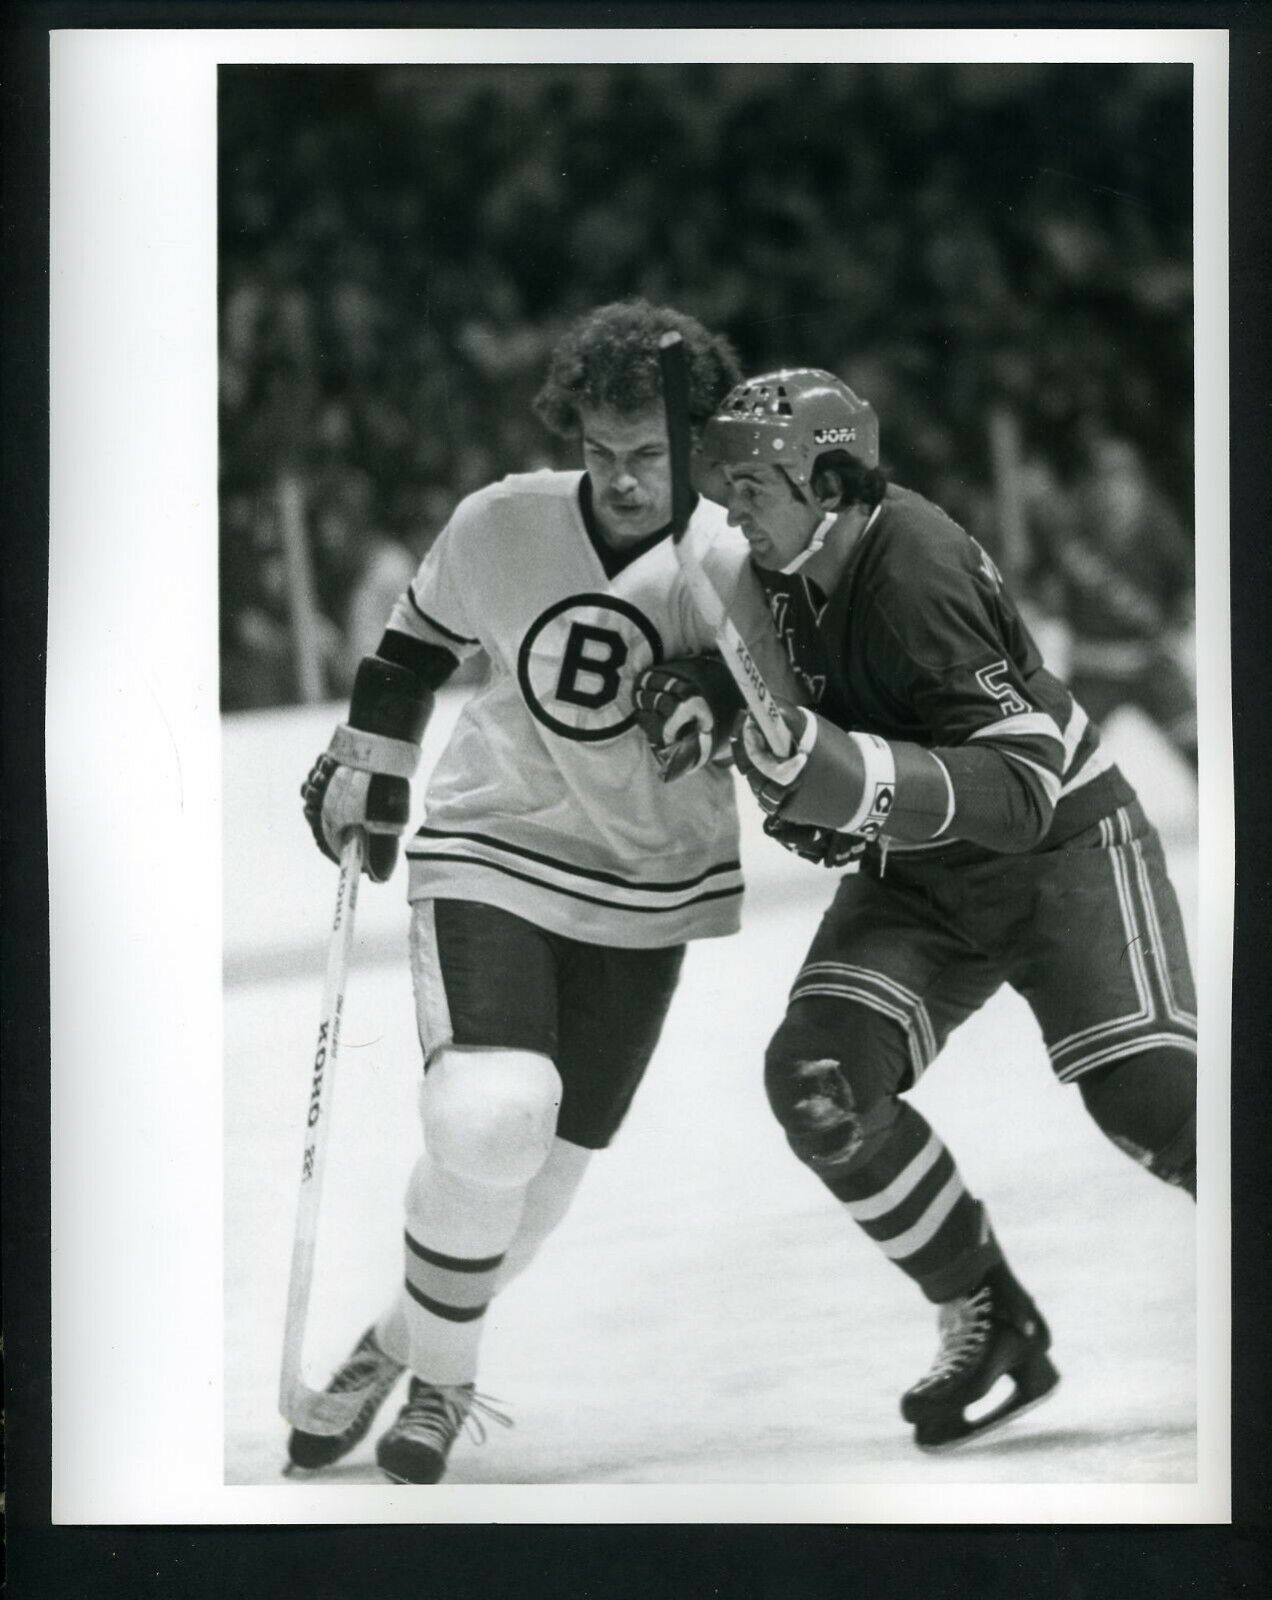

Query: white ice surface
<box><xmin>225</xmin><ymin>695</ymin><xmax>1201</xmax><ymax>1488</ymax></box>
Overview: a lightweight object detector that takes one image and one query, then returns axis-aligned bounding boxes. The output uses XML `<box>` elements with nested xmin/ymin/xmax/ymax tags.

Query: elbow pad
<box><xmin>936</xmin><ymin>744</ymin><xmax>1053</xmax><ymax>853</ymax></box>
<box><xmin>329</xmin><ymin>655</ymin><xmax>434</xmax><ymax>778</ymax></box>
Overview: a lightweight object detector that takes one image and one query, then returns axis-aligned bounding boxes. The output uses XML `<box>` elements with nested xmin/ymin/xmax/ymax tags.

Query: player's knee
<box><xmin>764</xmin><ymin>1028</ymin><xmax>897</xmax><ymax>1175</ymax></box>
<box><xmin>421</xmin><ymin>1047</ymin><xmax>562</xmax><ymax>1189</ymax></box>
<box><xmin>1077</xmin><ymin>1048</ymin><xmax>1196</xmax><ymax>1195</ymax></box>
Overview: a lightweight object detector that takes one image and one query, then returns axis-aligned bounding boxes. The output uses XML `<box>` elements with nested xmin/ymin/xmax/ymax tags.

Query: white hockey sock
<box><xmin>376</xmin><ymin>1151</ymin><xmax>527</xmax><ymax>1386</ymax></box>
<box><xmin>495</xmin><ymin>1137</ymin><xmax>592</xmax><ymax>1291</ymax></box>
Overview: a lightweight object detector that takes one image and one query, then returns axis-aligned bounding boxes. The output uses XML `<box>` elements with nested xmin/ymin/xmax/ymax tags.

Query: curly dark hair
<box><xmin>533</xmin><ymin>300</ymin><xmax>742</xmax><ymax>440</ymax></box>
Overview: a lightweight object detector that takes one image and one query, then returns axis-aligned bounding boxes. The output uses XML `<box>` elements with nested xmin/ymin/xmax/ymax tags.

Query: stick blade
<box><xmin>280</xmin><ymin>1377</ymin><xmax>368</xmax><ymax>1437</ymax></box>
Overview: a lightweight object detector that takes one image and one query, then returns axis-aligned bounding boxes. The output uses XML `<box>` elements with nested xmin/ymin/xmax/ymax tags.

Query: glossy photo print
<box><xmin>48</xmin><ymin>28</ymin><xmax>1231</xmax><ymax>1526</ymax></box>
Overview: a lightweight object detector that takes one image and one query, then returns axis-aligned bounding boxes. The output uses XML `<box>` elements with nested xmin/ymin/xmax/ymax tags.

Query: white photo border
<box><xmin>47</xmin><ymin>24</ymin><xmax>1230</xmax><ymax>1526</ymax></box>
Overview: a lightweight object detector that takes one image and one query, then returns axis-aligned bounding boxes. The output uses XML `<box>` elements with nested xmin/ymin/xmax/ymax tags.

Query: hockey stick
<box><xmin>279</xmin><ymin>830</ymin><xmax>367</xmax><ymax>1435</ymax></box>
<box><xmin>658</xmin><ymin>331</ymin><xmax>794</xmax><ymax>758</ymax></box>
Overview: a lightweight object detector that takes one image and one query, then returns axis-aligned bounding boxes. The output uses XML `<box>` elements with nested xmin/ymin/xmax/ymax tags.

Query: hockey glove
<box><xmin>735</xmin><ymin>707</ymin><xmax>953</xmax><ymax>845</ymax></box>
<box><xmin>762</xmin><ymin>816</ymin><xmax>867</xmax><ymax>869</ymax></box>
<box><xmin>633</xmin><ymin>655</ymin><xmax>743</xmax><ymax>783</ymax></box>
<box><xmin>301</xmin><ymin>655</ymin><xmax>432</xmax><ymax>883</ymax></box>
<box><xmin>731</xmin><ymin>703</ymin><xmax>819</xmax><ymax>817</ymax></box>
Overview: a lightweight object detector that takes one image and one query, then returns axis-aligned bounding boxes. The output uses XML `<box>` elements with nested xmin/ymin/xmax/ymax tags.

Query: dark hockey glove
<box><xmin>633</xmin><ymin>655</ymin><xmax>743</xmax><ymax>782</ymax></box>
<box><xmin>301</xmin><ymin>655</ymin><xmax>432</xmax><ymax>883</ymax></box>
<box><xmin>763</xmin><ymin>815</ymin><xmax>868</xmax><ymax>869</ymax></box>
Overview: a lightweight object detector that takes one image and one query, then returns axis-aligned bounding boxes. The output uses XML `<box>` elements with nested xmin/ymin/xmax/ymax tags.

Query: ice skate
<box><xmin>285</xmin><ymin>1326</ymin><xmax>406</xmax><ymax>1472</ymax></box>
<box><xmin>900</xmin><ymin>1262</ymin><xmax>1060</xmax><ymax>1451</ymax></box>
<box><xmin>375</xmin><ymin>1378</ymin><xmax>513</xmax><ymax>1484</ymax></box>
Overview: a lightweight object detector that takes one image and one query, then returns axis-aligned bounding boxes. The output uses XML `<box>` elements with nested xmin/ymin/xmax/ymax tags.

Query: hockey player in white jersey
<box><xmin>290</xmin><ymin>301</ymin><xmax>793</xmax><ymax>1483</ymax></box>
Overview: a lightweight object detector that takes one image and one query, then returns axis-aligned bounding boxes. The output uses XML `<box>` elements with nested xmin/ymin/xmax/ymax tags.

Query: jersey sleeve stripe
<box><xmin>965</xmin><ymin>727</ymin><xmax>1066</xmax><ymax>779</ymax></box>
<box><xmin>967</xmin><ymin>711</ymin><xmax>1064</xmax><ymax>746</ymax></box>
<box><xmin>405</xmin><ymin>586</ymin><xmax>480</xmax><ymax>646</ymax></box>
<box><xmin>1058</xmin><ymin>742</ymin><xmax>1113</xmax><ymax>796</ymax></box>
<box><xmin>993</xmin><ymin>746</ymin><xmax>1064</xmax><ymax>804</ymax></box>
<box><xmin>930</xmin><ymin>754</ymin><xmax>955</xmax><ymax>837</ymax></box>
<box><xmin>1061</xmin><ymin>701</ymin><xmax>1090</xmax><ymax>766</ymax></box>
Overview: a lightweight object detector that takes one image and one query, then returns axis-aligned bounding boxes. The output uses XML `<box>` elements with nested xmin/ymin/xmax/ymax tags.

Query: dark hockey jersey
<box><xmin>754</xmin><ymin>483</ymin><xmax>1135</xmax><ymax>866</ymax></box>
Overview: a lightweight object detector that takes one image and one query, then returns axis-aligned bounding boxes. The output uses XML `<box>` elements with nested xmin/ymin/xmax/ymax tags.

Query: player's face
<box><xmin>579</xmin><ymin>405</ymin><xmax>673</xmax><ymax>547</ymax></box>
<box><xmin>718</xmin><ymin>464</ymin><xmax>821</xmax><ymax>570</ymax></box>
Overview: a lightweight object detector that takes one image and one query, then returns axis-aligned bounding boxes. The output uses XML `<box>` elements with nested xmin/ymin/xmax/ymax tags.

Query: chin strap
<box><xmin>780</xmin><ymin>502</ymin><xmax>883</xmax><ymax>576</ymax></box>
<box><xmin>780</xmin><ymin>513</ymin><xmax>837</xmax><ymax>576</ymax></box>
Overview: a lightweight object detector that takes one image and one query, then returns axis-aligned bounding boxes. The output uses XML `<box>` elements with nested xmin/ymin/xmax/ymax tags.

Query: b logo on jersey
<box><xmin>517</xmin><ymin>593</ymin><xmax>663</xmax><ymax>742</ymax></box>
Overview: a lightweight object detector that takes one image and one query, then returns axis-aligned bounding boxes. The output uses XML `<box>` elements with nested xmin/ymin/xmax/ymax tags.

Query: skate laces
<box><xmin>396</xmin><ymin>1382</ymin><xmax>514</xmax><ymax>1450</ymax></box>
<box><xmin>915</xmin><ymin>1286</ymin><xmax>994</xmax><ymax>1388</ymax></box>
<box><xmin>329</xmin><ymin>1332</ymin><xmax>403</xmax><ymax>1397</ymax></box>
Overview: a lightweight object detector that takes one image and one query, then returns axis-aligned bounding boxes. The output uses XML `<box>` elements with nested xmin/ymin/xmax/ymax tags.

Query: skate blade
<box><xmin>915</xmin><ymin>1371</ymin><xmax>1061</xmax><ymax>1454</ymax></box>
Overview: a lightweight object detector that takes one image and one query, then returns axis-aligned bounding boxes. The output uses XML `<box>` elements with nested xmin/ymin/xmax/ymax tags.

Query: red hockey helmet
<box><xmin>701</xmin><ymin>368</ymin><xmax>880</xmax><ymax>485</ymax></box>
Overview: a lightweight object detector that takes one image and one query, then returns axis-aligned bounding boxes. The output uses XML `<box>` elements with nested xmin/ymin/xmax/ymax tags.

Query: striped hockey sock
<box><xmin>826</xmin><ymin>1101</ymin><xmax>1001</xmax><ymax>1303</ymax></box>
<box><xmin>376</xmin><ymin>1153</ymin><xmax>525</xmax><ymax>1385</ymax></box>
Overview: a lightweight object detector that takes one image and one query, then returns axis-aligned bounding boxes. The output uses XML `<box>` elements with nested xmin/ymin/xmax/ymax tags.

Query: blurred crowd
<box><xmin>219</xmin><ymin>60</ymin><xmax>1195</xmax><ymax>760</ymax></box>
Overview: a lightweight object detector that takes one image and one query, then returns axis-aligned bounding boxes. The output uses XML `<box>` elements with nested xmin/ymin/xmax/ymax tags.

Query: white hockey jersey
<box><xmin>387</xmin><ymin>469</ymin><xmax>797</xmax><ymax>949</ymax></box>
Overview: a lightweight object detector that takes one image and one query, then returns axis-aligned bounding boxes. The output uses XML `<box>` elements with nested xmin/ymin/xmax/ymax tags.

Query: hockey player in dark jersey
<box><xmin>638</xmin><ymin>369</ymin><xmax>1197</xmax><ymax>1451</ymax></box>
